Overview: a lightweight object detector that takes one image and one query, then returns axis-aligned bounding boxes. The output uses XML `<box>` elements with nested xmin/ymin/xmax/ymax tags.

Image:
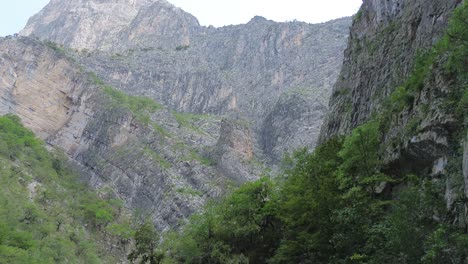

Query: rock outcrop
<box><xmin>213</xmin><ymin>118</ymin><xmax>262</xmax><ymax>182</ymax></box>
<box><xmin>262</xmin><ymin>87</ymin><xmax>328</xmax><ymax>162</ymax></box>
<box><xmin>21</xmin><ymin>0</ymin><xmax>198</xmax><ymax>51</ymax></box>
<box><xmin>0</xmin><ymin>37</ymin><xmax>86</xmax><ymax>139</ymax></box>
<box><xmin>320</xmin><ymin>0</ymin><xmax>461</xmax><ymax>168</ymax></box>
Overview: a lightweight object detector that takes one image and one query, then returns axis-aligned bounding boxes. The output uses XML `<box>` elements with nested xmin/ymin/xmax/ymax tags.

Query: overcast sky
<box><xmin>0</xmin><ymin>0</ymin><xmax>362</xmax><ymax>36</ymax></box>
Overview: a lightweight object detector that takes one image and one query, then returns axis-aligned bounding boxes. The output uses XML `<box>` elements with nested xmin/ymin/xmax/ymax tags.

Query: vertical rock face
<box><xmin>319</xmin><ymin>0</ymin><xmax>466</xmax><ymax>219</ymax></box>
<box><xmin>0</xmin><ymin>36</ymin><xmax>254</xmax><ymax>230</ymax></box>
<box><xmin>76</xmin><ymin>17</ymin><xmax>350</xmax><ymax>120</ymax></box>
<box><xmin>213</xmin><ymin>118</ymin><xmax>261</xmax><ymax>182</ymax></box>
<box><xmin>0</xmin><ymin>37</ymin><xmax>85</xmax><ymax>138</ymax></box>
<box><xmin>20</xmin><ymin>0</ymin><xmax>352</xmax><ymax>161</ymax></box>
<box><xmin>217</xmin><ymin>119</ymin><xmax>254</xmax><ymax>161</ymax></box>
<box><xmin>117</xmin><ymin>0</ymin><xmax>201</xmax><ymax>50</ymax></box>
<box><xmin>5</xmin><ymin>0</ymin><xmax>353</xmax><ymax>229</ymax></box>
<box><xmin>261</xmin><ymin>87</ymin><xmax>328</xmax><ymax>162</ymax></box>
<box><xmin>320</xmin><ymin>0</ymin><xmax>460</xmax><ymax>140</ymax></box>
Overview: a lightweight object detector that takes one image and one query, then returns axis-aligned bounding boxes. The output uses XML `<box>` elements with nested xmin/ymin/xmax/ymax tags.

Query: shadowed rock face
<box><xmin>319</xmin><ymin>0</ymin><xmax>465</xmax><ymax>217</ymax></box>
<box><xmin>20</xmin><ymin>0</ymin><xmax>352</xmax><ymax>163</ymax></box>
<box><xmin>320</xmin><ymin>0</ymin><xmax>461</xmax><ymax>167</ymax></box>
<box><xmin>262</xmin><ymin>87</ymin><xmax>328</xmax><ymax>162</ymax></box>
<box><xmin>320</xmin><ymin>0</ymin><xmax>460</xmax><ymax>140</ymax></box>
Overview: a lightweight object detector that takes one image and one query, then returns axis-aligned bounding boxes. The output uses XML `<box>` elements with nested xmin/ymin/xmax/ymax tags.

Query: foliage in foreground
<box><xmin>0</xmin><ymin>115</ymin><xmax>129</xmax><ymax>263</ymax></box>
<box><xmin>156</xmin><ymin>126</ymin><xmax>467</xmax><ymax>264</ymax></box>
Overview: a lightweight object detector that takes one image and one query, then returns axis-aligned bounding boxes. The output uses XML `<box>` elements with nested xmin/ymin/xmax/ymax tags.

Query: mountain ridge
<box><xmin>20</xmin><ymin>0</ymin><xmax>349</xmax><ymax>51</ymax></box>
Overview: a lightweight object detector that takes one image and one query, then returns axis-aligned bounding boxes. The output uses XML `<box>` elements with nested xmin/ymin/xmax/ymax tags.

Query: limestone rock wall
<box><xmin>20</xmin><ymin>0</ymin><xmax>352</xmax><ymax>161</ymax></box>
<box><xmin>320</xmin><ymin>0</ymin><xmax>460</xmax><ymax>139</ymax></box>
<box><xmin>0</xmin><ymin>36</ymin><xmax>260</xmax><ymax>230</ymax></box>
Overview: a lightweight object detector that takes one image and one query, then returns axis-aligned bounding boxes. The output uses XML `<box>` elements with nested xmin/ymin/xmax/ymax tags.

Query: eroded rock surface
<box><xmin>319</xmin><ymin>0</ymin><xmax>465</xmax><ymax>222</ymax></box>
<box><xmin>4</xmin><ymin>0</ymin><xmax>353</xmax><ymax>230</ymax></box>
<box><xmin>20</xmin><ymin>0</ymin><xmax>352</xmax><ymax>161</ymax></box>
<box><xmin>0</xmin><ymin>37</ymin><xmax>258</xmax><ymax>230</ymax></box>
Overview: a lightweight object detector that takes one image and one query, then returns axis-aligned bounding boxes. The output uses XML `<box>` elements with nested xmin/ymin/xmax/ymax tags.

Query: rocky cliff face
<box><xmin>72</xmin><ymin>17</ymin><xmax>348</xmax><ymax>163</ymax></box>
<box><xmin>321</xmin><ymin>0</ymin><xmax>460</xmax><ymax>139</ymax></box>
<box><xmin>0</xmin><ymin>36</ymin><xmax>262</xmax><ymax>230</ymax></box>
<box><xmin>262</xmin><ymin>87</ymin><xmax>328</xmax><ymax>162</ymax></box>
<box><xmin>4</xmin><ymin>0</ymin><xmax>352</xmax><ymax>230</ymax></box>
<box><xmin>0</xmin><ymin>37</ymin><xmax>80</xmax><ymax>139</ymax></box>
<box><xmin>21</xmin><ymin>0</ymin><xmax>198</xmax><ymax>51</ymax></box>
<box><xmin>320</xmin><ymin>0</ymin><xmax>466</xmax><ymax>218</ymax></box>
<box><xmin>21</xmin><ymin>0</ymin><xmax>352</xmax><ymax>164</ymax></box>
<box><xmin>320</xmin><ymin>0</ymin><xmax>461</xmax><ymax>165</ymax></box>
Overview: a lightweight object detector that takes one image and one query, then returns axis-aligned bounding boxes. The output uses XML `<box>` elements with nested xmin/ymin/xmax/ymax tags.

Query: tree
<box><xmin>272</xmin><ymin>138</ymin><xmax>343</xmax><ymax>263</ymax></box>
<box><xmin>128</xmin><ymin>221</ymin><xmax>163</xmax><ymax>264</ymax></box>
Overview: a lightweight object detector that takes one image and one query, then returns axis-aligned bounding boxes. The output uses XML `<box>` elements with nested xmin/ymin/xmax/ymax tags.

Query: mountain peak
<box><xmin>154</xmin><ymin>0</ymin><xmax>173</xmax><ymax>6</ymax></box>
<box><xmin>248</xmin><ymin>15</ymin><xmax>269</xmax><ymax>24</ymax></box>
<box><xmin>20</xmin><ymin>0</ymin><xmax>199</xmax><ymax>50</ymax></box>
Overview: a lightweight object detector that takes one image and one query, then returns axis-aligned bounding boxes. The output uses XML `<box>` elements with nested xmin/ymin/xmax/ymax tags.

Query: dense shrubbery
<box><xmin>0</xmin><ymin>115</ymin><xmax>128</xmax><ymax>263</ymax></box>
<box><xmin>155</xmin><ymin>122</ymin><xmax>467</xmax><ymax>263</ymax></box>
<box><xmin>160</xmin><ymin>177</ymin><xmax>280</xmax><ymax>263</ymax></box>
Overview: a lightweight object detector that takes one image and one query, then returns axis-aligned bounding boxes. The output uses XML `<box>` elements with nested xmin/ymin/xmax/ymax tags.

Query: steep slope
<box><xmin>321</xmin><ymin>0</ymin><xmax>461</xmax><ymax>139</ymax></box>
<box><xmin>0</xmin><ymin>115</ymin><xmax>130</xmax><ymax>263</ymax></box>
<box><xmin>20</xmin><ymin>0</ymin><xmax>352</xmax><ymax>162</ymax></box>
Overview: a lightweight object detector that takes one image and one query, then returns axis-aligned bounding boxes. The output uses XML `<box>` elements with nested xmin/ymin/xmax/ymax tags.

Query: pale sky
<box><xmin>0</xmin><ymin>0</ymin><xmax>363</xmax><ymax>36</ymax></box>
<box><xmin>170</xmin><ymin>0</ymin><xmax>363</xmax><ymax>26</ymax></box>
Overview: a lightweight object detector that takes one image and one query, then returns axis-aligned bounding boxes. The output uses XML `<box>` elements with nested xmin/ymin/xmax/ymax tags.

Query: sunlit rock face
<box><xmin>21</xmin><ymin>0</ymin><xmax>197</xmax><ymax>51</ymax></box>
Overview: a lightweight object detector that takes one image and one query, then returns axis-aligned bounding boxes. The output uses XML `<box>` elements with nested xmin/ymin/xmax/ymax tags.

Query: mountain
<box><xmin>20</xmin><ymin>0</ymin><xmax>351</xmax><ymax>163</ymax></box>
<box><xmin>1</xmin><ymin>0</ymin><xmax>467</xmax><ymax>262</ymax></box>
<box><xmin>1</xmin><ymin>0</ymin><xmax>352</xmax><ymax>232</ymax></box>
<box><xmin>0</xmin><ymin>36</ymin><xmax>261</xmax><ymax>231</ymax></box>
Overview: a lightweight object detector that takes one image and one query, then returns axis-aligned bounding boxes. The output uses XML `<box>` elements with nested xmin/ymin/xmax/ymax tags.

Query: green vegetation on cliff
<box><xmin>103</xmin><ymin>85</ymin><xmax>162</xmax><ymax>125</ymax></box>
<box><xmin>0</xmin><ymin>115</ymin><xmax>129</xmax><ymax>263</ymax></box>
<box><xmin>382</xmin><ymin>1</ymin><xmax>468</xmax><ymax>131</ymax></box>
